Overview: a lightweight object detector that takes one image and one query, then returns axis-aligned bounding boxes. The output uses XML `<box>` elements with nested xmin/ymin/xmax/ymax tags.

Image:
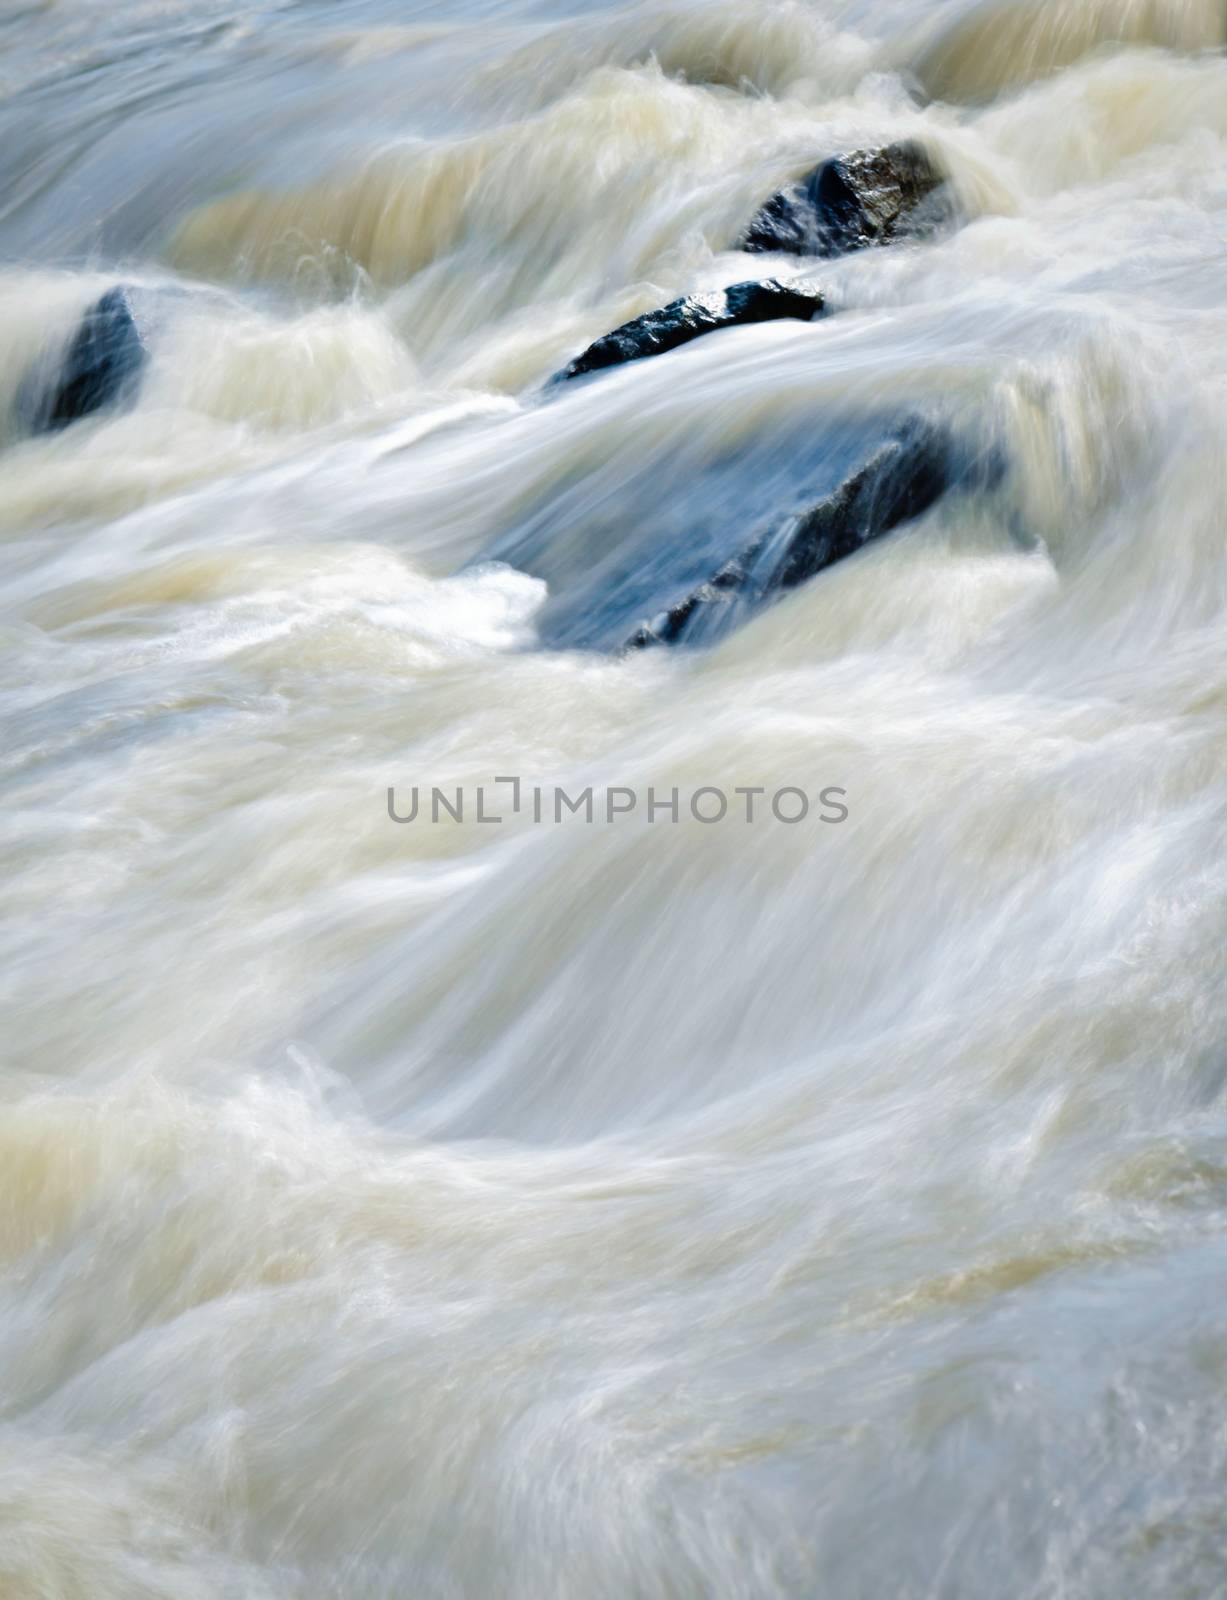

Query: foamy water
<box><xmin>3</xmin><ymin>0</ymin><xmax>1227</xmax><ymax>1594</ymax></box>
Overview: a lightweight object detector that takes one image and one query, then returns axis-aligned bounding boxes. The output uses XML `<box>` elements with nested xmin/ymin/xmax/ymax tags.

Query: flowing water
<box><xmin>4</xmin><ymin>0</ymin><xmax>1227</xmax><ymax>1594</ymax></box>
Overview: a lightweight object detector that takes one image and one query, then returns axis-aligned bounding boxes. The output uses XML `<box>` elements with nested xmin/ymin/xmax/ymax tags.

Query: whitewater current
<box><xmin>3</xmin><ymin>0</ymin><xmax>1227</xmax><ymax>1594</ymax></box>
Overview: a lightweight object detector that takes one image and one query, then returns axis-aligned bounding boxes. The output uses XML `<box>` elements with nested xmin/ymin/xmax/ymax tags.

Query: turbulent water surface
<box><xmin>4</xmin><ymin>0</ymin><xmax>1227</xmax><ymax>1594</ymax></box>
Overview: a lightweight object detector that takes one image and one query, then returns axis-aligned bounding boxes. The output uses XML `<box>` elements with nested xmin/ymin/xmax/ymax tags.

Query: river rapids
<box><xmin>3</xmin><ymin>0</ymin><xmax>1227</xmax><ymax>1595</ymax></box>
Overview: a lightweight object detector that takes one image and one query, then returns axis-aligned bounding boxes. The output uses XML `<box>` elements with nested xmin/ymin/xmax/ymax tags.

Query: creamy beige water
<box><xmin>3</xmin><ymin>0</ymin><xmax>1227</xmax><ymax>1595</ymax></box>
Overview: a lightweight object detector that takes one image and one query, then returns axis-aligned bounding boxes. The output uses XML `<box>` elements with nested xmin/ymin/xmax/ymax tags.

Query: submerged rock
<box><xmin>471</xmin><ymin>410</ymin><xmax>984</xmax><ymax>653</ymax></box>
<box><xmin>625</xmin><ymin>425</ymin><xmax>952</xmax><ymax>650</ymax></box>
<box><xmin>32</xmin><ymin>286</ymin><xmax>148</xmax><ymax>433</ymax></box>
<box><xmin>552</xmin><ymin>278</ymin><xmax>824</xmax><ymax>384</ymax></box>
<box><xmin>740</xmin><ymin>142</ymin><xmax>948</xmax><ymax>258</ymax></box>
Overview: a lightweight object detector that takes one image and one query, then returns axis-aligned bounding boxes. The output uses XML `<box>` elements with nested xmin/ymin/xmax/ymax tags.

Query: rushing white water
<box><xmin>3</xmin><ymin>0</ymin><xmax>1227</xmax><ymax>1594</ymax></box>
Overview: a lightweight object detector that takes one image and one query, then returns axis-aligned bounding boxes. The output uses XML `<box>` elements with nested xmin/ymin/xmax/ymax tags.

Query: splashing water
<box><xmin>3</xmin><ymin>0</ymin><xmax>1227</xmax><ymax>1595</ymax></box>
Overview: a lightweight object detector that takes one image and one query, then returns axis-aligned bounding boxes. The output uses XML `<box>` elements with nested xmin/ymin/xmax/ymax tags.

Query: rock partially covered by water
<box><xmin>740</xmin><ymin>142</ymin><xmax>948</xmax><ymax>258</ymax></box>
<box><xmin>31</xmin><ymin>286</ymin><xmax>149</xmax><ymax>433</ymax></box>
<box><xmin>626</xmin><ymin>424</ymin><xmax>952</xmax><ymax>650</ymax></box>
<box><xmin>552</xmin><ymin>278</ymin><xmax>824</xmax><ymax>384</ymax></box>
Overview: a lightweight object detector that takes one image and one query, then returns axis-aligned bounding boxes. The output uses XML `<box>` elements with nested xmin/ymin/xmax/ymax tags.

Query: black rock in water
<box><xmin>468</xmin><ymin>406</ymin><xmax>995</xmax><ymax>655</ymax></box>
<box><xmin>625</xmin><ymin>425</ymin><xmax>952</xmax><ymax>650</ymax></box>
<box><xmin>37</xmin><ymin>286</ymin><xmax>148</xmax><ymax>432</ymax></box>
<box><xmin>553</xmin><ymin>279</ymin><xmax>824</xmax><ymax>384</ymax></box>
<box><xmin>740</xmin><ymin>142</ymin><xmax>948</xmax><ymax>258</ymax></box>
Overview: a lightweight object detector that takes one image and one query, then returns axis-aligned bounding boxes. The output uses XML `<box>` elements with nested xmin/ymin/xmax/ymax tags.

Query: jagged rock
<box><xmin>471</xmin><ymin>412</ymin><xmax>979</xmax><ymax>653</ymax></box>
<box><xmin>625</xmin><ymin>425</ymin><xmax>952</xmax><ymax>650</ymax></box>
<box><xmin>740</xmin><ymin>142</ymin><xmax>948</xmax><ymax>258</ymax></box>
<box><xmin>32</xmin><ymin>286</ymin><xmax>148</xmax><ymax>433</ymax></box>
<box><xmin>475</xmin><ymin>426</ymin><xmax>859</xmax><ymax>650</ymax></box>
<box><xmin>552</xmin><ymin>279</ymin><xmax>824</xmax><ymax>384</ymax></box>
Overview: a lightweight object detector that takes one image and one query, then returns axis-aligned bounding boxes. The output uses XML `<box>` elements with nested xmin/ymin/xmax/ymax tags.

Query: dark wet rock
<box><xmin>471</xmin><ymin>414</ymin><xmax>978</xmax><ymax>653</ymax></box>
<box><xmin>740</xmin><ymin>141</ymin><xmax>949</xmax><ymax>258</ymax></box>
<box><xmin>31</xmin><ymin>286</ymin><xmax>149</xmax><ymax>433</ymax></box>
<box><xmin>552</xmin><ymin>278</ymin><xmax>824</xmax><ymax>384</ymax></box>
<box><xmin>625</xmin><ymin>425</ymin><xmax>953</xmax><ymax>650</ymax></box>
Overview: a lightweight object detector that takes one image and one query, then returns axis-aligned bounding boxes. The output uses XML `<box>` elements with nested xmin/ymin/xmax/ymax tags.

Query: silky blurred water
<box><xmin>3</xmin><ymin>0</ymin><xmax>1227</xmax><ymax>1595</ymax></box>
